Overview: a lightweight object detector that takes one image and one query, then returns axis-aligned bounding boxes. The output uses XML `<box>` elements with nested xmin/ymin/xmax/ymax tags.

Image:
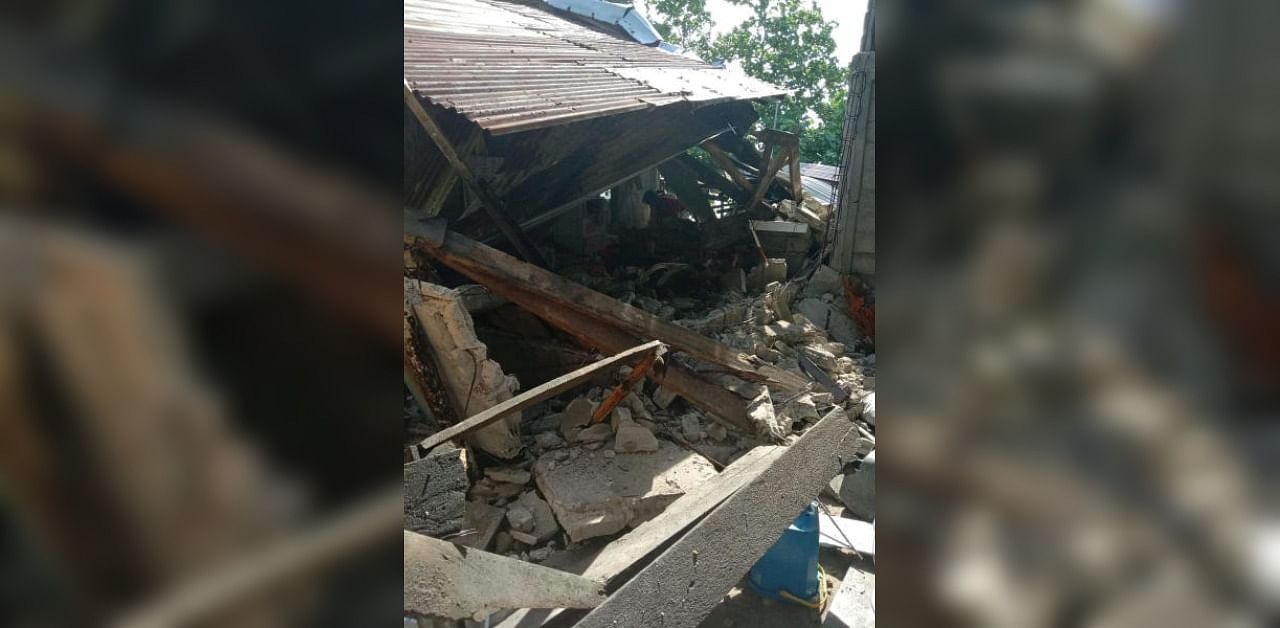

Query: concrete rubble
<box><xmin>405</xmin><ymin>78</ymin><xmax>877</xmax><ymax>628</ymax></box>
<box><xmin>533</xmin><ymin>439</ymin><xmax>717</xmax><ymax>542</ymax></box>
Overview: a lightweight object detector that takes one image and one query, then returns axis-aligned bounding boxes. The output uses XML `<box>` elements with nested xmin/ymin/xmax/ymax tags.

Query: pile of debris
<box><xmin>404</xmin><ymin>234</ymin><xmax>876</xmax><ymax>625</ymax></box>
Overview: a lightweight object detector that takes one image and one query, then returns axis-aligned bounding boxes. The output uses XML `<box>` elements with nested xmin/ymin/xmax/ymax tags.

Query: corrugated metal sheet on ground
<box><xmin>405</xmin><ymin>0</ymin><xmax>786</xmax><ymax>134</ymax></box>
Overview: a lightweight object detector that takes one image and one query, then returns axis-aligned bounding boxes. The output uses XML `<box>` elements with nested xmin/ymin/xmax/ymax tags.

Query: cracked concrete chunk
<box><xmin>610</xmin><ymin>406</ymin><xmax>633</xmax><ymax>431</ymax></box>
<box><xmin>506</xmin><ymin>504</ymin><xmax>535</xmax><ymax>532</ymax></box>
<box><xmin>533</xmin><ymin>441</ymin><xmax>716</xmax><ymax>542</ymax></box>
<box><xmin>706</xmin><ymin>421</ymin><xmax>728</xmax><ymax>441</ymax></box>
<box><xmin>534</xmin><ymin>431</ymin><xmax>564</xmax><ymax>449</ymax></box>
<box><xmin>831</xmin><ymin>450</ymin><xmax>875</xmax><ymax>522</ymax></box>
<box><xmin>576</xmin><ymin>423</ymin><xmax>613</xmax><ymax>443</ymax></box>
<box><xmin>561</xmin><ymin>397</ymin><xmax>596</xmax><ymax>439</ymax></box>
<box><xmin>652</xmin><ymin>385</ymin><xmax>678</xmax><ymax>409</ymax></box>
<box><xmin>680</xmin><ymin>414</ymin><xmax>704</xmax><ymax>441</ymax></box>
<box><xmin>404</xmin><ymin>446</ymin><xmax>469</xmax><ymax>537</ymax></box>
<box><xmin>516</xmin><ymin>491</ymin><xmax>560</xmax><ymax>543</ymax></box>
<box><xmin>485</xmin><ymin>467</ymin><xmax>531</xmax><ymax>485</ymax></box>
<box><xmin>614</xmin><ymin>422</ymin><xmax>659</xmax><ymax>453</ymax></box>
<box><xmin>408</xmin><ymin>281</ymin><xmax>522</xmax><ymax>458</ymax></box>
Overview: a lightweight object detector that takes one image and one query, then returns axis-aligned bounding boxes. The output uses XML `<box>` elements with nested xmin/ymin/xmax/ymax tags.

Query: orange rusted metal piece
<box><xmin>843</xmin><ymin>276</ymin><xmax>875</xmax><ymax>344</ymax></box>
<box><xmin>590</xmin><ymin>348</ymin><xmax>664</xmax><ymax>424</ymax></box>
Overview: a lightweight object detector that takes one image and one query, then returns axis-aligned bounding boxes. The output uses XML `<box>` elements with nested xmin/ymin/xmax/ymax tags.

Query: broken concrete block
<box><xmin>622</xmin><ymin>392</ymin><xmax>652</xmax><ymax>421</ymax></box>
<box><xmin>680</xmin><ymin>414</ymin><xmax>703</xmax><ymax>441</ymax></box>
<box><xmin>509</xmin><ymin>529</ymin><xmax>540</xmax><ymax>546</ymax></box>
<box><xmin>516</xmin><ymin>491</ymin><xmax>560</xmax><ymax>543</ymax></box>
<box><xmin>506</xmin><ymin>505</ymin><xmax>535</xmax><ymax>532</ymax></box>
<box><xmin>860</xmin><ymin>392</ymin><xmax>875</xmax><ymax>426</ymax></box>
<box><xmin>408</xmin><ymin>281</ymin><xmax>522</xmax><ymax>459</ymax></box>
<box><xmin>801</xmin><ymin>344</ymin><xmax>840</xmax><ymax>373</ymax></box>
<box><xmin>529</xmin><ymin>546</ymin><xmax>552</xmax><ymax>562</ymax></box>
<box><xmin>823</xmin><ymin>566</ymin><xmax>874</xmax><ymax>628</ymax></box>
<box><xmin>494</xmin><ymin>531</ymin><xmax>513</xmax><ymax>554</ymax></box>
<box><xmin>485</xmin><ymin>467</ymin><xmax>531</xmax><ymax>485</ymax></box>
<box><xmin>404</xmin><ymin>445</ymin><xmax>469</xmax><ymax>537</ymax></box>
<box><xmin>746</xmin><ymin>388</ymin><xmax>786</xmax><ymax>441</ymax></box>
<box><xmin>802</xmin><ymin>264</ymin><xmax>843</xmax><ymax>299</ymax></box>
<box><xmin>454</xmin><ymin>500</ymin><xmax>505</xmax><ymax>551</ymax></box>
<box><xmin>561</xmin><ymin>397</ymin><xmax>596</xmax><ymax>438</ymax></box>
<box><xmin>779</xmin><ymin>393</ymin><xmax>821</xmax><ymax>424</ymax></box>
<box><xmin>831</xmin><ymin>450</ymin><xmax>875</xmax><ymax>522</ymax></box>
<box><xmin>576</xmin><ymin>423</ymin><xmax>613</xmax><ymax>443</ymax></box>
<box><xmin>615</xmin><ymin>422</ymin><xmax>659</xmax><ymax>453</ymax></box>
<box><xmin>610</xmin><ymin>406</ymin><xmax>633</xmax><ymax>431</ymax></box>
<box><xmin>706</xmin><ymin>421</ymin><xmax>728</xmax><ymax>441</ymax></box>
<box><xmin>720</xmin><ymin>268</ymin><xmax>747</xmax><ymax>294</ymax></box>
<box><xmin>747</xmin><ymin>258</ymin><xmax>788</xmax><ymax>292</ymax></box>
<box><xmin>534</xmin><ymin>431</ymin><xmax>564</xmax><ymax>449</ymax></box>
<box><xmin>533</xmin><ymin>441</ymin><xmax>716</xmax><ymax>542</ymax></box>
<box><xmin>655</xmin><ymin>386</ymin><xmax>675</xmax><ymax>409</ymax></box>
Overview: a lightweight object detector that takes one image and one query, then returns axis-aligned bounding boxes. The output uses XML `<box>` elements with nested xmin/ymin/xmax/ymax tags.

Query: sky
<box><xmin>704</xmin><ymin>0</ymin><xmax>868</xmax><ymax>66</ymax></box>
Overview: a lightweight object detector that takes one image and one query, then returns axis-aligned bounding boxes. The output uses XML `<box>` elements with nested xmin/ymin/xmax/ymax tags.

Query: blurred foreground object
<box><xmin>878</xmin><ymin>0</ymin><xmax>1276</xmax><ymax>626</ymax></box>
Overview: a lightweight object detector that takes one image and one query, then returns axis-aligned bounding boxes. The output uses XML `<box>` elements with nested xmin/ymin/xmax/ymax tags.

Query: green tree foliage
<box><xmin>641</xmin><ymin>0</ymin><xmax>849</xmax><ymax>164</ymax></box>
<box><xmin>636</xmin><ymin>0</ymin><xmax>715</xmax><ymax>55</ymax></box>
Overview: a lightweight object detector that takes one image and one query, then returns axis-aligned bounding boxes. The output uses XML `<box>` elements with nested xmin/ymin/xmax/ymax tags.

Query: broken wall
<box><xmin>406</xmin><ymin>280</ymin><xmax>523</xmax><ymax>458</ymax></box>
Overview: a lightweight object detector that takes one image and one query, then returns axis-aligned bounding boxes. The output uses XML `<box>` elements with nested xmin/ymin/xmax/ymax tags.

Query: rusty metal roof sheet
<box><xmin>405</xmin><ymin>0</ymin><xmax>786</xmax><ymax>135</ymax></box>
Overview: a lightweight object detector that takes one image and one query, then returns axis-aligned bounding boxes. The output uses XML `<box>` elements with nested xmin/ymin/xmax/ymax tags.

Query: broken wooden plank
<box><xmin>701</xmin><ymin>141</ymin><xmax>757</xmax><ymax>198</ymax></box>
<box><xmin>406</xmin><ymin>219</ymin><xmax>808</xmax><ymax>393</ymax></box>
<box><xmin>419</xmin><ymin>340</ymin><xmax>665</xmax><ymax>453</ymax></box>
<box><xmin>573</xmin><ymin>408</ymin><xmax>871</xmax><ymax>628</ymax></box>
<box><xmin>581</xmin><ymin>445</ymin><xmax>785</xmax><ymax>584</ymax></box>
<box><xmin>117</xmin><ymin>487</ymin><xmax>402</xmax><ymax>628</ymax></box>
<box><xmin>789</xmin><ymin>145</ymin><xmax>805</xmax><ymax>205</ymax></box>
<box><xmin>742</xmin><ymin>142</ymin><xmax>789</xmax><ymax>213</ymax></box>
<box><xmin>403</xmin><ymin>82</ymin><xmax>547</xmax><ymax>267</ymax></box>
<box><xmin>404</xmin><ymin>531</ymin><xmax>605</xmax><ymax>620</ymax></box>
<box><xmin>485</xmin><ymin>277</ymin><xmax>754</xmax><ymax>433</ymax></box>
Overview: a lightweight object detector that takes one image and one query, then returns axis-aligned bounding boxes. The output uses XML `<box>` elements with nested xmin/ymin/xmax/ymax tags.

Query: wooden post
<box><xmin>403</xmin><ymin>82</ymin><xmax>548</xmax><ymax>267</ymax></box>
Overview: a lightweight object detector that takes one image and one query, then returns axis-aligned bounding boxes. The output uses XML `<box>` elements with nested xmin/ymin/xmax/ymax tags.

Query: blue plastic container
<box><xmin>748</xmin><ymin>501</ymin><xmax>820</xmax><ymax>604</ymax></box>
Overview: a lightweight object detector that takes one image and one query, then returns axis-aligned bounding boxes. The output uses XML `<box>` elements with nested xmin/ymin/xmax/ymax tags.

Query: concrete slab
<box><xmin>822</xmin><ymin>566</ymin><xmax>875</xmax><ymax>628</ymax></box>
<box><xmin>533</xmin><ymin>440</ymin><xmax>717</xmax><ymax>542</ymax></box>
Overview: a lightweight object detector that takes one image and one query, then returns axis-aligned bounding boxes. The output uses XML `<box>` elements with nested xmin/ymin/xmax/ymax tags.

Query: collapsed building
<box><xmin>403</xmin><ymin>0</ymin><xmax>877</xmax><ymax>625</ymax></box>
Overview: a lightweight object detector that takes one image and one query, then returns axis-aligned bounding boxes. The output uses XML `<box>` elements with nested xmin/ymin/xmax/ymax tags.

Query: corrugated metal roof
<box><xmin>799</xmin><ymin>162</ymin><xmax>840</xmax><ymax>183</ymax></box>
<box><xmin>405</xmin><ymin>0</ymin><xmax>786</xmax><ymax>135</ymax></box>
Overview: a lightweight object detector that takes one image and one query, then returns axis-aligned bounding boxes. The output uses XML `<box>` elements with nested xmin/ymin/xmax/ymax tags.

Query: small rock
<box><xmin>576</xmin><ymin>423</ymin><xmax>614</xmax><ymax>443</ymax></box>
<box><xmin>860</xmin><ymin>392</ymin><xmax>875</xmax><ymax>425</ymax></box>
<box><xmin>553</xmin><ymin>449</ymin><xmax>570</xmax><ymax>461</ymax></box>
<box><xmin>652</xmin><ymin>386</ymin><xmax>678</xmax><ymax>409</ymax></box>
<box><xmin>615</xmin><ymin>423</ymin><xmax>659</xmax><ymax>453</ymax></box>
<box><xmin>506</xmin><ymin>505</ymin><xmax>535</xmax><ymax>532</ymax></box>
<box><xmin>611</xmin><ymin>406</ymin><xmax>633</xmax><ymax>431</ymax></box>
<box><xmin>529</xmin><ymin>547</ymin><xmax>552</xmax><ymax>562</ymax></box>
<box><xmin>681</xmin><ymin>414</ymin><xmax>703</xmax><ymax>441</ymax></box>
<box><xmin>509</xmin><ymin>529</ymin><xmax>539</xmax><ymax>545</ymax></box>
<box><xmin>706</xmin><ymin>422</ymin><xmax>728</xmax><ymax>441</ymax></box>
<box><xmin>603</xmin><ymin>450</ymin><xmax>616</xmax><ymax>459</ymax></box>
<box><xmin>534</xmin><ymin>431</ymin><xmax>564</xmax><ymax>449</ymax></box>
<box><xmin>561</xmin><ymin>397</ymin><xmax>595</xmax><ymax>438</ymax></box>
<box><xmin>485</xmin><ymin>467</ymin><xmax>531</xmax><ymax>485</ymax></box>
<box><xmin>516</xmin><ymin>491</ymin><xmax>560</xmax><ymax>543</ymax></box>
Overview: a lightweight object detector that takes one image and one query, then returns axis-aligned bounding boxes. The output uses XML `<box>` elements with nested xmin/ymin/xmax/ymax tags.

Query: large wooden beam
<box><xmin>468</xmin><ymin>274</ymin><xmax>754</xmax><ymax>433</ymax></box>
<box><xmin>573</xmin><ymin>408</ymin><xmax>872</xmax><ymax>628</ymax></box>
<box><xmin>580</xmin><ymin>445</ymin><xmax>785</xmax><ymax>584</ymax></box>
<box><xmin>418</xmin><ymin>341</ymin><xmax>665</xmax><ymax>453</ymax></box>
<box><xmin>701</xmin><ymin>141</ymin><xmax>757</xmax><ymax>197</ymax></box>
<box><xmin>404</xmin><ymin>531</ymin><xmax>605</xmax><ymax>620</ymax></box>
<box><xmin>406</xmin><ymin>219</ymin><xmax>808</xmax><ymax>393</ymax></box>
<box><xmin>742</xmin><ymin>140</ymin><xmax>790</xmax><ymax>213</ymax></box>
<box><xmin>404</xmin><ymin>82</ymin><xmax>547</xmax><ymax>267</ymax></box>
